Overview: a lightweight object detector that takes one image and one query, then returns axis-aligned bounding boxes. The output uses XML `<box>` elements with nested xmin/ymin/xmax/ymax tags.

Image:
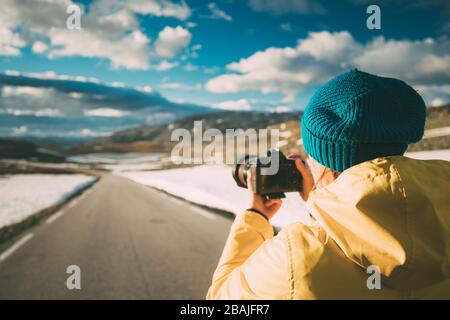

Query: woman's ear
<box><xmin>307</xmin><ymin>157</ymin><xmax>339</xmax><ymax>189</ymax></box>
<box><xmin>317</xmin><ymin>168</ymin><xmax>339</xmax><ymax>189</ymax></box>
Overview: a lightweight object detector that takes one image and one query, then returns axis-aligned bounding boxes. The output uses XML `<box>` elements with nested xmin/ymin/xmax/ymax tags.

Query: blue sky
<box><xmin>0</xmin><ymin>0</ymin><xmax>449</xmax><ymax>140</ymax></box>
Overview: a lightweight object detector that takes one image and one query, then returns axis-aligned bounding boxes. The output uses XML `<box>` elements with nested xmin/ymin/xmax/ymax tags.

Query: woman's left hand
<box><xmin>288</xmin><ymin>154</ymin><xmax>314</xmax><ymax>202</ymax></box>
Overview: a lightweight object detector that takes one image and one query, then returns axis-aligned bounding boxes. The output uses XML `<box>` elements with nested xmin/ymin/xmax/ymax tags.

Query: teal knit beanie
<box><xmin>301</xmin><ymin>69</ymin><xmax>426</xmax><ymax>172</ymax></box>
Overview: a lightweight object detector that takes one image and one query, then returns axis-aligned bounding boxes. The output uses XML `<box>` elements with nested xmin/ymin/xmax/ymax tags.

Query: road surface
<box><xmin>0</xmin><ymin>174</ymin><xmax>232</xmax><ymax>299</ymax></box>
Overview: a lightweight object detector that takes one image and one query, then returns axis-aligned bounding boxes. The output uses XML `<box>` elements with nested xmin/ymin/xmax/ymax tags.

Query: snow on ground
<box><xmin>118</xmin><ymin>149</ymin><xmax>450</xmax><ymax>228</ymax></box>
<box><xmin>405</xmin><ymin>149</ymin><xmax>450</xmax><ymax>161</ymax></box>
<box><xmin>0</xmin><ymin>174</ymin><xmax>96</xmax><ymax>229</ymax></box>
<box><xmin>422</xmin><ymin>126</ymin><xmax>450</xmax><ymax>139</ymax></box>
<box><xmin>67</xmin><ymin>152</ymin><xmax>165</xmax><ymax>172</ymax></box>
<box><xmin>67</xmin><ymin>152</ymin><xmax>164</xmax><ymax>164</ymax></box>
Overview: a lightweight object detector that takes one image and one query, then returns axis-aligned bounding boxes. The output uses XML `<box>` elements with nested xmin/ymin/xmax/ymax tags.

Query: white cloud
<box><xmin>268</xmin><ymin>105</ymin><xmax>292</xmax><ymax>113</ymax></box>
<box><xmin>4</xmin><ymin>70</ymin><xmax>21</xmax><ymax>76</ymax></box>
<box><xmin>69</xmin><ymin>92</ymin><xmax>83</xmax><ymax>99</ymax></box>
<box><xmin>206</xmin><ymin>3</ymin><xmax>232</xmax><ymax>21</ymax></box>
<box><xmin>2</xmin><ymin>108</ymin><xmax>62</xmax><ymax>117</ymax></box>
<box><xmin>111</xmin><ymin>82</ymin><xmax>126</xmax><ymax>88</ymax></box>
<box><xmin>415</xmin><ymin>84</ymin><xmax>450</xmax><ymax>106</ymax></box>
<box><xmin>137</xmin><ymin>86</ymin><xmax>154</xmax><ymax>93</ymax></box>
<box><xmin>248</xmin><ymin>0</ymin><xmax>326</xmax><ymax>15</ymax></box>
<box><xmin>191</xmin><ymin>44</ymin><xmax>202</xmax><ymax>51</ymax></box>
<box><xmin>0</xmin><ymin>0</ymin><xmax>193</xmax><ymax>69</ymax></box>
<box><xmin>4</xmin><ymin>70</ymin><xmax>101</xmax><ymax>84</ymax></box>
<box><xmin>352</xmin><ymin>37</ymin><xmax>450</xmax><ymax>84</ymax></box>
<box><xmin>0</xmin><ymin>25</ymin><xmax>25</xmax><ymax>56</ymax></box>
<box><xmin>213</xmin><ymin>99</ymin><xmax>253</xmax><ymax>110</ymax></box>
<box><xmin>159</xmin><ymin>82</ymin><xmax>202</xmax><ymax>91</ymax></box>
<box><xmin>206</xmin><ymin>31</ymin><xmax>450</xmax><ymax>105</ymax></box>
<box><xmin>84</xmin><ymin>108</ymin><xmax>129</xmax><ymax>117</ymax></box>
<box><xmin>80</xmin><ymin>128</ymin><xmax>99</xmax><ymax>137</ymax></box>
<box><xmin>184</xmin><ymin>63</ymin><xmax>199</xmax><ymax>71</ymax></box>
<box><xmin>48</xmin><ymin>28</ymin><xmax>151</xmax><ymax>70</ymax></box>
<box><xmin>0</xmin><ymin>70</ymin><xmax>208</xmax><ymax>137</ymax></box>
<box><xmin>296</xmin><ymin>31</ymin><xmax>360</xmax><ymax>62</ymax></box>
<box><xmin>154</xmin><ymin>26</ymin><xmax>192</xmax><ymax>59</ymax></box>
<box><xmin>280</xmin><ymin>23</ymin><xmax>292</xmax><ymax>32</ymax></box>
<box><xmin>2</xmin><ymin>86</ymin><xmax>51</xmax><ymax>97</ymax></box>
<box><xmin>430</xmin><ymin>97</ymin><xmax>446</xmax><ymax>107</ymax></box>
<box><xmin>203</xmin><ymin>66</ymin><xmax>221</xmax><ymax>74</ymax></box>
<box><xmin>27</xmin><ymin>71</ymin><xmax>57</xmax><ymax>80</ymax></box>
<box><xmin>186</xmin><ymin>21</ymin><xmax>197</xmax><ymax>28</ymax></box>
<box><xmin>31</xmin><ymin>41</ymin><xmax>48</xmax><ymax>54</ymax></box>
<box><xmin>0</xmin><ymin>0</ymin><xmax>150</xmax><ymax>68</ymax></box>
<box><xmin>151</xmin><ymin>60</ymin><xmax>179</xmax><ymax>71</ymax></box>
<box><xmin>125</xmin><ymin>0</ymin><xmax>191</xmax><ymax>20</ymax></box>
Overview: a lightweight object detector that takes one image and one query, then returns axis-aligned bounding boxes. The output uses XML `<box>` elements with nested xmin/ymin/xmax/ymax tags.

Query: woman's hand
<box><xmin>288</xmin><ymin>154</ymin><xmax>314</xmax><ymax>202</ymax></box>
<box><xmin>247</xmin><ymin>170</ymin><xmax>282</xmax><ymax>220</ymax></box>
<box><xmin>249</xmin><ymin>194</ymin><xmax>282</xmax><ymax>220</ymax></box>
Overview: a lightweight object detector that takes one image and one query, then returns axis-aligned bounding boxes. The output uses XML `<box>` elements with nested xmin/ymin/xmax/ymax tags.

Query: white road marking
<box><xmin>0</xmin><ymin>233</ymin><xmax>34</xmax><ymax>263</ymax></box>
<box><xmin>172</xmin><ymin>198</ymin><xmax>186</xmax><ymax>206</ymax></box>
<box><xmin>46</xmin><ymin>210</ymin><xmax>65</xmax><ymax>224</ymax></box>
<box><xmin>162</xmin><ymin>192</ymin><xmax>217</xmax><ymax>220</ymax></box>
<box><xmin>163</xmin><ymin>193</ymin><xmax>185</xmax><ymax>206</ymax></box>
<box><xmin>68</xmin><ymin>200</ymin><xmax>78</xmax><ymax>208</ymax></box>
<box><xmin>79</xmin><ymin>190</ymin><xmax>91</xmax><ymax>200</ymax></box>
<box><xmin>189</xmin><ymin>205</ymin><xmax>217</xmax><ymax>220</ymax></box>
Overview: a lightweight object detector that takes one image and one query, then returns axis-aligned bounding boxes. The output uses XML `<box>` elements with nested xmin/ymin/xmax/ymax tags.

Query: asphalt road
<box><xmin>0</xmin><ymin>174</ymin><xmax>232</xmax><ymax>299</ymax></box>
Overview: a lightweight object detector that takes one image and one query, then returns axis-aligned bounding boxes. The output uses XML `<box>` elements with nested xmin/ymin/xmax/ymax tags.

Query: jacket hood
<box><xmin>306</xmin><ymin>156</ymin><xmax>450</xmax><ymax>293</ymax></box>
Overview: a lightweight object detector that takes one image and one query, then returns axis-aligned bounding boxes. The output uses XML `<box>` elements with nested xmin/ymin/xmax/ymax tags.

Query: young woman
<box><xmin>207</xmin><ymin>69</ymin><xmax>450</xmax><ymax>299</ymax></box>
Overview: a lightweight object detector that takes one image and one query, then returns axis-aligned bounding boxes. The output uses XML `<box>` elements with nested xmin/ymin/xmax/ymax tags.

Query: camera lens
<box><xmin>232</xmin><ymin>154</ymin><xmax>261</xmax><ymax>188</ymax></box>
<box><xmin>232</xmin><ymin>155</ymin><xmax>252</xmax><ymax>188</ymax></box>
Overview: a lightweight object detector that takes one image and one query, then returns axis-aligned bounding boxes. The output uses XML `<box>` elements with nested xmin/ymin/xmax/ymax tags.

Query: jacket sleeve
<box><xmin>206</xmin><ymin>210</ymin><xmax>292</xmax><ymax>299</ymax></box>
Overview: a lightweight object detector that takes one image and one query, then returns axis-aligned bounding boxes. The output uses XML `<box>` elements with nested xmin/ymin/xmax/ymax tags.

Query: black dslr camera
<box><xmin>232</xmin><ymin>150</ymin><xmax>302</xmax><ymax>199</ymax></box>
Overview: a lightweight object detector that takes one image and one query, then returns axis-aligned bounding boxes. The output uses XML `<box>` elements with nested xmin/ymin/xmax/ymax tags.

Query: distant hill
<box><xmin>4</xmin><ymin>105</ymin><xmax>448</xmax><ymax>162</ymax></box>
<box><xmin>0</xmin><ymin>138</ymin><xmax>66</xmax><ymax>162</ymax></box>
<box><xmin>71</xmin><ymin>105</ymin><xmax>450</xmax><ymax>156</ymax></box>
<box><xmin>70</xmin><ymin>111</ymin><xmax>303</xmax><ymax>154</ymax></box>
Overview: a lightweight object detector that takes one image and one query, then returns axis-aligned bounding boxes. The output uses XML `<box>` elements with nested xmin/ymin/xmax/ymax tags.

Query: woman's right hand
<box><xmin>247</xmin><ymin>170</ymin><xmax>282</xmax><ymax>220</ymax></box>
<box><xmin>289</xmin><ymin>155</ymin><xmax>314</xmax><ymax>202</ymax></box>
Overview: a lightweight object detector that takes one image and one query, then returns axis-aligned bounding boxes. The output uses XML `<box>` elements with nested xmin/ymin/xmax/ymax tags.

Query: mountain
<box><xmin>0</xmin><ymin>138</ymin><xmax>66</xmax><ymax>162</ymax></box>
<box><xmin>4</xmin><ymin>105</ymin><xmax>448</xmax><ymax>161</ymax></box>
<box><xmin>71</xmin><ymin>105</ymin><xmax>450</xmax><ymax>155</ymax></box>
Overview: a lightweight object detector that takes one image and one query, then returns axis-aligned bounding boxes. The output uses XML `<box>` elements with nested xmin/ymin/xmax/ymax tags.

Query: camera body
<box><xmin>232</xmin><ymin>150</ymin><xmax>302</xmax><ymax>199</ymax></box>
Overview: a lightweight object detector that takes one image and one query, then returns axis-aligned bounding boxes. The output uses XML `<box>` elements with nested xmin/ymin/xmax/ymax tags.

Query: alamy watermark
<box><xmin>66</xmin><ymin>4</ymin><xmax>82</xmax><ymax>30</ymax></box>
<box><xmin>170</xmin><ymin>121</ymin><xmax>282</xmax><ymax>175</ymax></box>
<box><xmin>66</xmin><ymin>265</ymin><xmax>81</xmax><ymax>290</ymax></box>
<box><xmin>366</xmin><ymin>265</ymin><xmax>381</xmax><ymax>290</ymax></box>
<box><xmin>366</xmin><ymin>5</ymin><xmax>381</xmax><ymax>30</ymax></box>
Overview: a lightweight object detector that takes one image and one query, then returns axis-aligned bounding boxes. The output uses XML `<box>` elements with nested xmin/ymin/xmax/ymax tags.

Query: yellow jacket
<box><xmin>207</xmin><ymin>156</ymin><xmax>450</xmax><ymax>299</ymax></box>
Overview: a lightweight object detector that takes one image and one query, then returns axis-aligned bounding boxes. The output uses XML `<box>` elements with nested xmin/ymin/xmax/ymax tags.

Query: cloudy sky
<box><xmin>0</xmin><ymin>0</ymin><xmax>449</xmax><ymax>140</ymax></box>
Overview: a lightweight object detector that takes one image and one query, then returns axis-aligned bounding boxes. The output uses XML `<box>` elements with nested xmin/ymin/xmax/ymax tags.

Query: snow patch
<box><xmin>0</xmin><ymin>174</ymin><xmax>96</xmax><ymax>229</ymax></box>
<box><xmin>405</xmin><ymin>149</ymin><xmax>450</xmax><ymax>161</ymax></box>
